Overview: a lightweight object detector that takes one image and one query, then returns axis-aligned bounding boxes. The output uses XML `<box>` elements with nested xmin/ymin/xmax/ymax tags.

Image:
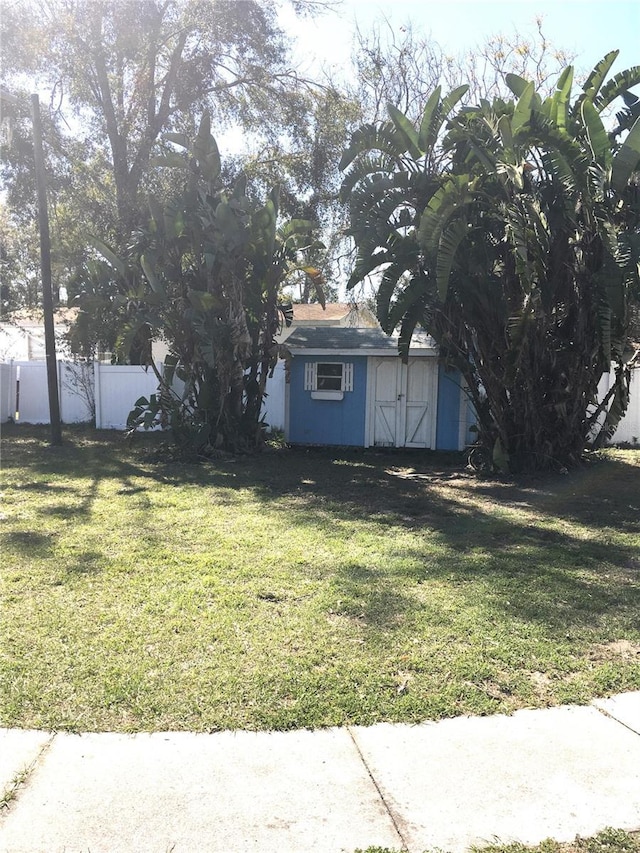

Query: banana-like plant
<box><xmin>342</xmin><ymin>53</ymin><xmax>640</xmax><ymax>471</ymax></box>
<box><xmin>94</xmin><ymin>113</ymin><xmax>325</xmax><ymax>453</ymax></box>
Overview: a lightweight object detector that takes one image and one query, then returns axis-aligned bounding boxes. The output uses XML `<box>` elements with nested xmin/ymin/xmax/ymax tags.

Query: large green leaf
<box><xmin>162</xmin><ymin>131</ymin><xmax>191</xmax><ymax>150</ymax></box>
<box><xmin>387</xmin><ymin>103</ymin><xmax>422</xmax><ymax>159</ymax></box>
<box><xmin>439</xmin><ymin>85</ymin><xmax>469</xmax><ymax>123</ymax></box>
<box><xmin>418</xmin><ymin>174</ymin><xmax>472</xmax><ymax>255</ymax></box>
<box><xmin>340</xmin><ymin>152</ymin><xmax>397</xmax><ymax>200</ymax></box>
<box><xmin>582</xmin><ymin>50</ymin><xmax>619</xmax><ymax>100</ymax></box>
<box><xmin>417</xmin><ymin>87</ymin><xmax>442</xmax><ymax>152</ymax></box>
<box><xmin>115</xmin><ymin>317</ymin><xmax>149</xmax><ymax>362</ymax></box>
<box><xmin>512</xmin><ymin>81</ymin><xmax>535</xmax><ymax>135</ymax></box>
<box><xmin>397</xmin><ymin>297</ymin><xmax>429</xmax><ymax>362</ymax></box>
<box><xmin>140</xmin><ymin>254</ymin><xmax>166</xmax><ymax>297</ymax></box>
<box><xmin>187</xmin><ymin>289</ymin><xmax>217</xmax><ymax>312</ymax></box>
<box><xmin>87</xmin><ymin>237</ymin><xmax>126</xmax><ymax>277</ymax></box>
<box><xmin>436</xmin><ymin>219</ymin><xmax>470</xmax><ymax>300</ymax></box>
<box><xmin>252</xmin><ymin>197</ymin><xmax>278</xmax><ymax>262</ymax></box>
<box><xmin>340</xmin><ymin>122</ymin><xmax>404</xmax><ymax>171</ymax></box>
<box><xmin>277</xmin><ymin>219</ymin><xmax>316</xmax><ymax>248</ymax></box>
<box><xmin>215</xmin><ymin>198</ymin><xmax>244</xmax><ymax>248</ymax></box>
<box><xmin>194</xmin><ymin>113</ymin><xmax>221</xmax><ymax>182</ymax></box>
<box><xmin>375</xmin><ymin>260</ymin><xmax>416</xmax><ymax>331</ymax></box>
<box><xmin>594</xmin><ymin>66</ymin><xmax>640</xmax><ymax>113</ymax></box>
<box><xmin>387</xmin><ymin>274</ymin><xmax>428</xmax><ymax>335</ymax></box>
<box><xmin>505</xmin><ymin>74</ymin><xmax>532</xmax><ymax>99</ymax></box>
<box><xmin>498</xmin><ymin>115</ymin><xmax>514</xmax><ymax>152</ymax></box>
<box><xmin>347</xmin><ymin>248</ymin><xmax>391</xmax><ymax>289</ymax></box>
<box><xmin>467</xmin><ymin>141</ymin><xmax>498</xmax><ymax>173</ymax></box>
<box><xmin>549</xmin><ymin>65</ymin><xmax>574</xmax><ymax>130</ymax></box>
<box><xmin>150</xmin><ymin>152</ymin><xmax>188</xmax><ymax>169</ymax></box>
<box><xmin>611</xmin><ymin>115</ymin><xmax>640</xmax><ymax>191</ymax></box>
<box><xmin>581</xmin><ymin>100</ymin><xmax>612</xmax><ymax>169</ymax></box>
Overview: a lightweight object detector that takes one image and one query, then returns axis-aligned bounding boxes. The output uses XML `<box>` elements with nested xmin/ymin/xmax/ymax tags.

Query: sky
<box><xmin>280</xmin><ymin>0</ymin><xmax>640</xmax><ymax>85</ymax></box>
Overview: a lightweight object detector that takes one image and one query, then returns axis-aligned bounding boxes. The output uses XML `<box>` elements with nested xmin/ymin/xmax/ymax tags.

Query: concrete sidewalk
<box><xmin>1</xmin><ymin>692</ymin><xmax>639</xmax><ymax>853</ymax></box>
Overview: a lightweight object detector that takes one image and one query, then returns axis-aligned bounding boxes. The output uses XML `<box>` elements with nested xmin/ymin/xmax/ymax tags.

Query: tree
<box><xmin>94</xmin><ymin>115</ymin><xmax>324</xmax><ymax>453</ymax></box>
<box><xmin>345</xmin><ymin>16</ymin><xmax>576</xmax><ymax>126</ymax></box>
<box><xmin>0</xmin><ymin>203</ymin><xmax>41</xmax><ymax>312</ymax></box>
<box><xmin>2</xmin><ymin>0</ymin><xmax>328</xmax><ymax>231</ymax></box>
<box><xmin>325</xmin><ymin>15</ymin><xmax>578</xmax><ymax>304</ymax></box>
<box><xmin>0</xmin><ymin>0</ymin><xmax>336</xmax><ymax>346</ymax></box>
<box><xmin>237</xmin><ymin>83</ymin><xmax>360</xmax><ymax>301</ymax></box>
<box><xmin>342</xmin><ymin>52</ymin><xmax>640</xmax><ymax>471</ymax></box>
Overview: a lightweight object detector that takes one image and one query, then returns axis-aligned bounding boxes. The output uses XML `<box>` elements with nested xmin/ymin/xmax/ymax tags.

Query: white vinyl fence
<box><xmin>0</xmin><ymin>358</ymin><xmax>638</xmax><ymax>444</ymax></box>
<box><xmin>0</xmin><ymin>362</ymin><xmax>12</xmax><ymax>424</ymax></box>
<box><xmin>0</xmin><ymin>361</ymin><xmax>159</xmax><ymax>430</ymax></box>
<box><xmin>0</xmin><ymin>360</ymin><xmax>286</xmax><ymax>432</ymax></box>
<box><xmin>94</xmin><ymin>364</ymin><xmax>161</xmax><ymax>430</ymax></box>
<box><xmin>1</xmin><ymin>361</ymin><xmax>96</xmax><ymax>426</ymax></box>
<box><xmin>597</xmin><ymin>365</ymin><xmax>640</xmax><ymax>445</ymax></box>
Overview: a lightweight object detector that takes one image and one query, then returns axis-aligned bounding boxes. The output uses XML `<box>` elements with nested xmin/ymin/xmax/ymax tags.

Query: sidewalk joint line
<box><xmin>346</xmin><ymin>726</ymin><xmax>411</xmax><ymax>853</ymax></box>
<box><xmin>0</xmin><ymin>732</ymin><xmax>56</xmax><ymax>815</ymax></box>
<box><xmin>592</xmin><ymin>703</ymin><xmax>640</xmax><ymax>738</ymax></box>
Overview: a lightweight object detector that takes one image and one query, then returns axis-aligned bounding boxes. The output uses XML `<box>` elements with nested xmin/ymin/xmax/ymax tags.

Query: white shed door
<box><xmin>403</xmin><ymin>358</ymin><xmax>437</xmax><ymax>448</ymax></box>
<box><xmin>371</xmin><ymin>357</ymin><xmax>436</xmax><ymax>448</ymax></box>
<box><xmin>372</xmin><ymin>358</ymin><xmax>399</xmax><ymax>446</ymax></box>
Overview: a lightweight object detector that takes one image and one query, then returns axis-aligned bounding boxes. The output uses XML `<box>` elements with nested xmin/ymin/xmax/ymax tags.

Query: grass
<box><xmin>354</xmin><ymin>827</ymin><xmax>640</xmax><ymax>853</ymax></box>
<box><xmin>1</xmin><ymin>424</ymin><xmax>639</xmax><ymax>733</ymax></box>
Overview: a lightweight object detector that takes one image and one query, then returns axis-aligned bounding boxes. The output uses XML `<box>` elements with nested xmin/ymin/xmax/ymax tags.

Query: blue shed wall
<box><xmin>436</xmin><ymin>365</ymin><xmax>463</xmax><ymax>450</ymax></box>
<box><xmin>288</xmin><ymin>355</ymin><xmax>367</xmax><ymax>446</ymax></box>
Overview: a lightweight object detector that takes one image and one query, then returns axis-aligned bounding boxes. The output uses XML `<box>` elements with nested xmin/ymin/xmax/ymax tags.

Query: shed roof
<box><xmin>284</xmin><ymin>326</ymin><xmax>436</xmax><ymax>354</ymax></box>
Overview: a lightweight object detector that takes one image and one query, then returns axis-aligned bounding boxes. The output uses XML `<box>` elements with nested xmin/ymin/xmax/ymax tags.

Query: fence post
<box><xmin>94</xmin><ymin>362</ymin><xmax>102</xmax><ymax>429</ymax></box>
<box><xmin>57</xmin><ymin>360</ymin><xmax>64</xmax><ymax>424</ymax></box>
<box><xmin>10</xmin><ymin>359</ymin><xmax>17</xmax><ymax>421</ymax></box>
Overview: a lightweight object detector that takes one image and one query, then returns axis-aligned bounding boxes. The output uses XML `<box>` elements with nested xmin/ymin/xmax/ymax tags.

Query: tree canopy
<box><xmin>0</xmin><ymin>0</ymin><xmax>337</xmax><ymax>325</ymax></box>
<box><xmin>342</xmin><ymin>52</ymin><xmax>640</xmax><ymax>470</ymax></box>
<box><xmin>1</xmin><ymin>0</ymin><xmax>323</xmax><ymax>231</ymax></box>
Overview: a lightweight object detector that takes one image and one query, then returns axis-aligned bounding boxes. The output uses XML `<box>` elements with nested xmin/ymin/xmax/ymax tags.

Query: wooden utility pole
<box><xmin>31</xmin><ymin>93</ymin><xmax>62</xmax><ymax>444</ymax></box>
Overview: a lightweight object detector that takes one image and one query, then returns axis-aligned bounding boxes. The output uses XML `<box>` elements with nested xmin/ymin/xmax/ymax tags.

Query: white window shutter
<box><xmin>344</xmin><ymin>363</ymin><xmax>353</xmax><ymax>392</ymax></box>
<box><xmin>304</xmin><ymin>362</ymin><xmax>316</xmax><ymax>391</ymax></box>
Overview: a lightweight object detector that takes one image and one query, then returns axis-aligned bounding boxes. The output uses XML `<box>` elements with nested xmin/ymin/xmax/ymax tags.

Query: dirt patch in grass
<box><xmin>589</xmin><ymin>640</ymin><xmax>640</xmax><ymax>662</ymax></box>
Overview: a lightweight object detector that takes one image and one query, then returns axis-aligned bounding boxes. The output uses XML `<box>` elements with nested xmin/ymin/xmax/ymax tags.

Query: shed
<box><xmin>283</xmin><ymin>326</ymin><xmax>474</xmax><ymax>450</ymax></box>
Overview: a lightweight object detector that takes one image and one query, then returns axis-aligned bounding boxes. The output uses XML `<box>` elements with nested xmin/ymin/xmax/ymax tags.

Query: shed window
<box><xmin>304</xmin><ymin>362</ymin><xmax>354</xmax><ymax>398</ymax></box>
<box><xmin>317</xmin><ymin>363</ymin><xmax>343</xmax><ymax>391</ymax></box>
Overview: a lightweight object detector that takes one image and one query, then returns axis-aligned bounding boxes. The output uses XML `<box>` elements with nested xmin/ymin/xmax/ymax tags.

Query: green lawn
<box><xmin>1</xmin><ymin>425</ymin><xmax>639</xmax><ymax>733</ymax></box>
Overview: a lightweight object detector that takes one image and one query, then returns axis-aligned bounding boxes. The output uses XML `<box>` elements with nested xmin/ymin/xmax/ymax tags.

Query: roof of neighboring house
<box><xmin>288</xmin><ymin>303</ymin><xmax>378</xmax><ymax>326</ymax></box>
<box><xmin>2</xmin><ymin>307</ymin><xmax>79</xmax><ymax>327</ymax></box>
<box><xmin>284</xmin><ymin>326</ymin><xmax>437</xmax><ymax>355</ymax></box>
<box><xmin>291</xmin><ymin>303</ymin><xmax>352</xmax><ymax>322</ymax></box>
<box><xmin>277</xmin><ymin>302</ymin><xmax>379</xmax><ymax>344</ymax></box>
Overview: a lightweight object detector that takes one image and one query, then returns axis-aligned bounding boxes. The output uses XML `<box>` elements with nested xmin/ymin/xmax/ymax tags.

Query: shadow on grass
<box><xmin>237</xmin><ymin>447</ymin><xmax>640</xmax><ymax>636</ymax></box>
<box><xmin>3</xmin><ymin>530</ymin><xmax>56</xmax><ymax>555</ymax></box>
<box><xmin>2</xmin><ymin>425</ymin><xmax>639</xmax><ymax>637</ymax></box>
<box><xmin>327</xmin><ymin>562</ymin><xmax>419</xmax><ymax>629</ymax></box>
<box><xmin>64</xmin><ymin>550</ymin><xmax>104</xmax><ymax>575</ymax></box>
